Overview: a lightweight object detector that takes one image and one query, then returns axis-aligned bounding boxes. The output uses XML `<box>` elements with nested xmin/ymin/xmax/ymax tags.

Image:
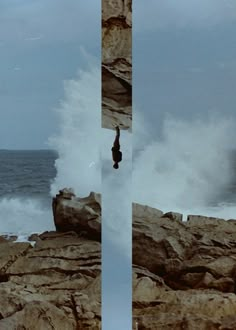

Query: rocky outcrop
<box><xmin>102</xmin><ymin>0</ymin><xmax>132</xmax><ymax>131</ymax></box>
<box><xmin>52</xmin><ymin>188</ymin><xmax>101</xmax><ymax>242</ymax></box>
<box><xmin>0</xmin><ymin>189</ymin><xmax>101</xmax><ymax>329</ymax></box>
<box><xmin>133</xmin><ymin>203</ymin><xmax>236</xmax><ymax>329</ymax></box>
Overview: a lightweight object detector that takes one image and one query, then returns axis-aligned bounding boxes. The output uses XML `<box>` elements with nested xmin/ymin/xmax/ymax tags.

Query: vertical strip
<box><xmin>102</xmin><ymin>0</ymin><xmax>132</xmax><ymax>329</ymax></box>
<box><xmin>102</xmin><ymin>0</ymin><xmax>132</xmax><ymax>131</ymax></box>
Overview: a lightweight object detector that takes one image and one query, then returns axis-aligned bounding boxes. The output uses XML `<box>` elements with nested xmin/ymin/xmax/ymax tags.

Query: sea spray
<box><xmin>0</xmin><ymin>197</ymin><xmax>53</xmax><ymax>233</ymax></box>
<box><xmin>48</xmin><ymin>62</ymin><xmax>133</xmax><ymax>255</ymax></box>
<box><xmin>101</xmin><ymin>128</ymin><xmax>132</xmax><ymax>258</ymax></box>
<box><xmin>49</xmin><ymin>64</ymin><xmax>101</xmax><ymax>197</ymax></box>
<box><xmin>133</xmin><ymin>113</ymin><xmax>236</xmax><ymax>219</ymax></box>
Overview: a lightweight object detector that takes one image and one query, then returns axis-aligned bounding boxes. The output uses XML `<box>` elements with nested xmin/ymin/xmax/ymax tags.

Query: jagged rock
<box><xmin>6</xmin><ymin>234</ymin><xmax>101</xmax><ymax>278</ymax></box>
<box><xmin>0</xmin><ymin>235</ymin><xmax>17</xmax><ymax>242</ymax></box>
<box><xmin>133</xmin><ymin>203</ymin><xmax>236</xmax><ymax>329</ymax></box>
<box><xmin>162</xmin><ymin>211</ymin><xmax>183</xmax><ymax>222</ymax></box>
<box><xmin>28</xmin><ymin>233</ymin><xmax>41</xmax><ymax>242</ymax></box>
<box><xmin>52</xmin><ymin>189</ymin><xmax>101</xmax><ymax>241</ymax></box>
<box><xmin>0</xmin><ymin>191</ymin><xmax>101</xmax><ymax>329</ymax></box>
<box><xmin>102</xmin><ymin>0</ymin><xmax>132</xmax><ymax>131</ymax></box>
<box><xmin>0</xmin><ymin>231</ymin><xmax>101</xmax><ymax>329</ymax></box>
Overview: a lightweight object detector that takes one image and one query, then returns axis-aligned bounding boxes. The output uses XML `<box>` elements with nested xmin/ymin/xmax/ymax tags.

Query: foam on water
<box><xmin>0</xmin><ymin>197</ymin><xmax>53</xmax><ymax>233</ymax></box>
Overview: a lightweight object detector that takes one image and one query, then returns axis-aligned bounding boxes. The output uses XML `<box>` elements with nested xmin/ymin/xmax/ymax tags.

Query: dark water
<box><xmin>0</xmin><ymin>150</ymin><xmax>58</xmax><ymax>233</ymax></box>
<box><xmin>0</xmin><ymin>150</ymin><xmax>57</xmax><ymax>206</ymax></box>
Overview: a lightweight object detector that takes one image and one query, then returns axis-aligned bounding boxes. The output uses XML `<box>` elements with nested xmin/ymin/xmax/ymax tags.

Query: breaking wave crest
<box><xmin>133</xmin><ymin>113</ymin><xmax>236</xmax><ymax>219</ymax></box>
<box><xmin>49</xmin><ymin>64</ymin><xmax>101</xmax><ymax>197</ymax></box>
<box><xmin>0</xmin><ymin>197</ymin><xmax>53</xmax><ymax>234</ymax></box>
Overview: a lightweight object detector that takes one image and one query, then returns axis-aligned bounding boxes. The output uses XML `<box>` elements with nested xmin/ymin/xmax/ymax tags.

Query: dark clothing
<box><xmin>112</xmin><ymin>148</ymin><xmax>122</xmax><ymax>163</ymax></box>
<box><xmin>112</xmin><ymin>127</ymin><xmax>122</xmax><ymax>164</ymax></box>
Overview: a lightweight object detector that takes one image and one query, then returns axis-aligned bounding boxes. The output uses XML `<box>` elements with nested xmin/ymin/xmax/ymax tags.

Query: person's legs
<box><xmin>115</xmin><ymin>126</ymin><xmax>120</xmax><ymax>136</ymax></box>
<box><xmin>113</xmin><ymin>127</ymin><xmax>120</xmax><ymax>149</ymax></box>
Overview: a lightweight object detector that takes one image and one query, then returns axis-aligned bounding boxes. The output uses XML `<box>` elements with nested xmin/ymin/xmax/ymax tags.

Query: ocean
<box><xmin>0</xmin><ymin>150</ymin><xmax>58</xmax><ymax>235</ymax></box>
<box><xmin>0</xmin><ymin>65</ymin><xmax>101</xmax><ymax>238</ymax></box>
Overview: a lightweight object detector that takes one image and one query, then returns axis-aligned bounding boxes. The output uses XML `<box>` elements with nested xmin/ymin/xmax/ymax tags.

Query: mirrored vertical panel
<box><xmin>102</xmin><ymin>0</ymin><xmax>132</xmax><ymax>131</ymax></box>
<box><xmin>102</xmin><ymin>1</ymin><xmax>133</xmax><ymax>329</ymax></box>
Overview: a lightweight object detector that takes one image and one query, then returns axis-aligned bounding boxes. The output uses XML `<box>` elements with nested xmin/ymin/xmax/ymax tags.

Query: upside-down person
<box><xmin>111</xmin><ymin>126</ymin><xmax>122</xmax><ymax>169</ymax></box>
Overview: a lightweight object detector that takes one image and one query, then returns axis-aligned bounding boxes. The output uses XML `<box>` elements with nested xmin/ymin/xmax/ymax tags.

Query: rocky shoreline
<box><xmin>0</xmin><ymin>189</ymin><xmax>101</xmax><ymax>329</ymax></box>
<box><xmin>1</xmin><ymin>189</ymin><xmax>236</xmax><ymax>329</ymax></box>
<box><xmin>133</xmin><ymin>203</ymin><xmax>236</xmax><ymax>329</ymax></box>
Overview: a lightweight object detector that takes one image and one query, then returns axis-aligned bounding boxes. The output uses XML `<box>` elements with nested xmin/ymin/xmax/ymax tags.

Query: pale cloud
<box><xmin>24</xmin><ymin>35</ymin><xmax>44</xmax><ymax>41</ymax></box>
<box><xmin>215</xmin><ymin>59</ymin><xmax>236</xmax><ymax>70</ymax></box>
<box><xmin>134</xmin><ymin>0</ymin><xmax>236</xmax><ymax>32</ymax></box>
<box><xmin>0</xmin><ymin>0</ymin><xmax>100</xmax><ymax>45</ymax></box>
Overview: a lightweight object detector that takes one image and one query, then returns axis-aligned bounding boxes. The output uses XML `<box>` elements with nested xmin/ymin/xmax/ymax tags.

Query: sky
<box><xmin>2</xmin><ymin>0</ymin><xmax>236</xmax><ymax>148</ymax></box>
<box><xmin>0</xmin><ymin>0</ymin><xmax>100</xmax><ymax>149</ymax></box>
<box><xmin>133</xmin><ymin>0</ymin><xmax>236</xmax><ymax>139</ymax></box>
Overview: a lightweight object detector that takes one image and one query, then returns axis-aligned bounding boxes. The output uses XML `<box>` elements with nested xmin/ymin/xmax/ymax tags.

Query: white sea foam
<box><xmin>0</xmin><ymin>197</ymin><xmax>53</xmax><ymax>234</ymax></box>
<box><xmin>47</xmin><ymin>61</ymin><xmax>236</xmax><ymax>257</ymax></box>
<box><xmin>47</xmin><ymin>61</ymin><xmax>133</xmax><ymax>256</ymax></box>
<box><xmin>49</xmin><ymin>63</ymin><xmax>101</xmax><ymax>197</ymax></box>
<box><xmin>133</xmin><ymin>112</ymin><xmax>236</xmax><ymax>220</ymax></box>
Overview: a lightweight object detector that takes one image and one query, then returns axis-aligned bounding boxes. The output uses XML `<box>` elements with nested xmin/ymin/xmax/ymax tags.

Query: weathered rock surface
<box><xmin>52</xmin><ymin>188</ymin><xmax>101</xmax><ymax>242</ymax></box>
<box><xmin>133</xmin><ymin>203</ymin><xmax>236</xmax><ymax>329</ymax></box>
<box><xmin>0</xmin><ymin>190</ymin><xmax>101</xmax><ymax>329</ymax></box>
<box><xmin>102</xmin><ymin>0</ymin><xmax>132</xmax><ymax>131</ymax></box>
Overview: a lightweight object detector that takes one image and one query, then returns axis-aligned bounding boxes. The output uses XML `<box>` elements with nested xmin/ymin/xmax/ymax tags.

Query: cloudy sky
<box><xmin>0</xmin><ymin>0</ymin><xmax>100</xmax><ymax>149</ymax></box>
<box><xmin>134</xmin><ymin>0</ymin><xmax>236</xmax><ymax>138</ymax></box>
<box><xmin>2</xmin><ymin>0</ymin><xmax>236</xmax><ymax>148</ymax></box>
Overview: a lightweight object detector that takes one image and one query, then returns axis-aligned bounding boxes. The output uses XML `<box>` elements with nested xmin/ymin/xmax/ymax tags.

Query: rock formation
<box><xmin>0</xmin><ymin>189</ymin><xmax>101</xmax><ymax>329</ymax></box>
<box><xmin>133</xmin><ymin>203</ymin><xmax>236</xmax><ymax>329</ymax></box>
<box><xmin>52</xmin><ymin>188</ymin><xmax>101</xmax><ymax>242</ymax></box>
<box><xmin>102</xmin><ymin>0</ymin><xmax>132</xmax><ymax>131</ymax></box>
<box><xmin>3</xmin><ymin>188</ymin><xmax>236</xmax><ymax>329</ymax></box>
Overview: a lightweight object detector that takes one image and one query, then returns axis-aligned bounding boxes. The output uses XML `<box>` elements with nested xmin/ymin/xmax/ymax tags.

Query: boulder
<box><xmin>52</xmin><ymin>189</ymin><xmax>101</xmax><ymax>241</ymax></box>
